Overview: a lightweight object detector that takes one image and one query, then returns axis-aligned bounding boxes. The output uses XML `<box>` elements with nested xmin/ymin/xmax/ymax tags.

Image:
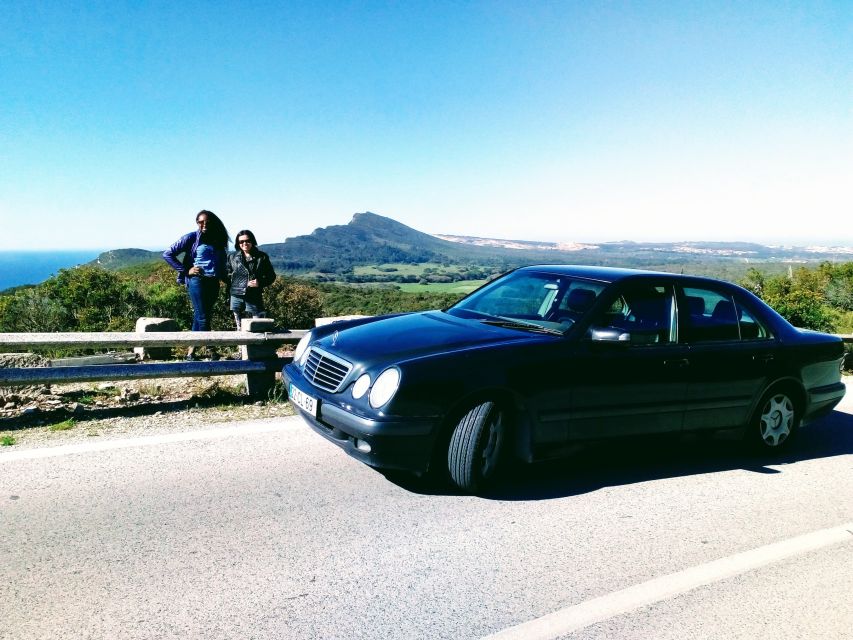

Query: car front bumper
<box><xmin>283</xmin><ymin>366</ymin><xmax>440</xmax><ymax>474</ymax></box>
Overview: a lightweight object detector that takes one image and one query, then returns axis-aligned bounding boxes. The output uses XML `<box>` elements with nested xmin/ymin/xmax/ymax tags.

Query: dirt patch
<box><xmin>0</xmin><ymin>374</ymin><xmax>295</xmax><ymax>449</ymax></box>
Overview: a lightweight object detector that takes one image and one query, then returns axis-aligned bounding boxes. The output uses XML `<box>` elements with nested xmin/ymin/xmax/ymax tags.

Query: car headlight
<box><xmin>352</xmin><ymin>373</ymin><xmax>371</xmax><ymax>399</ymax></box>
<box><xmin>293</xmin><ymin>332</ymin><xmax>312</xmax><ymax>366</ymax></box>
<box><xmin>369</xmin><ymin>368</ymin><xmax>401</xmax><ymax>409</ymax></box>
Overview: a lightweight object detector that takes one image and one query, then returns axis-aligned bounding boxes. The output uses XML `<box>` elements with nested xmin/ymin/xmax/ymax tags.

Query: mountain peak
<box><xmin>264</xmin><ymin>212</ymin><xmax>450</xmax><ymax>272</ymax></box>
<box><xmin>350</xmin><ymin>211</ymin><xmax>406</xmax><ymax>228</ymax></box>
<box><xmin>351</xmin><ymin>211</ymin><xmax>380</xmax><ymax>221</ymax></box>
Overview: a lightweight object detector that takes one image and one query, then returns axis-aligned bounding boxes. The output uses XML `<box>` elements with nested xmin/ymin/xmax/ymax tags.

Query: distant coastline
<box><xmin>0</xmin><ymin>251</ymin><xmax>103</xmax><ymax>292</ymax></box>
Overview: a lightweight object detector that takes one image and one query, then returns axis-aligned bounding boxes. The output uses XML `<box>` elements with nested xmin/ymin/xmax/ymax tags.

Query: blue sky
<box><xmin>1</xmin><ymin>1</ymin><xmax>850</xmax><ymax>250</ymax></box>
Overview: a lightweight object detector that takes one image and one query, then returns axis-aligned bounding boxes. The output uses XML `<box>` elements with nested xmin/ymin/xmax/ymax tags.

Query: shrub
<box><xmin>264</xmin><ymin>278</ymin><xmax>325</xmax><ymax>329</ymax></box>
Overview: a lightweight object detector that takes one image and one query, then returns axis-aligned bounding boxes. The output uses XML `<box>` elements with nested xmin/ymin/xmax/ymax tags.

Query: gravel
<box><xmin>0</xmin><ymin>375</ymin><xmax>295</xmax><ymax>450</ymax></box>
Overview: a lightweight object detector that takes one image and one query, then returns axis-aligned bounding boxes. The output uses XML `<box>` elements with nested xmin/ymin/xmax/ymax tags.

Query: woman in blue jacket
<box><xmin>163</xmin><ymin>210</ymin><xmax>230</xmax><ymax>360</ymax></box>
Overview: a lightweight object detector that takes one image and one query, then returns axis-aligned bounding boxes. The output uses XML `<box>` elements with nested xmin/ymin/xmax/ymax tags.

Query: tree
<box><xmin>133</xmin><ymin>263</ymin><xmax>196</xmax><ymax>330</ymax></box>
<box><xmin>0</xmin><ymin>288</ymin><xmax>67</xmax><ymax>333</ymax></box>
<box><xmin>819</xmin><ymin>262</ymin><xmax>853</xmax><ymax>312</ymax></box>
<box><xmin>15</xmin><ymin>267</ymin><xmax>146</xmax><ymax>332</ymax></box>
<box><xmin>740</xmin><ymin>265</ymin><xmax>835</xmax><ymax>331</ymax></box>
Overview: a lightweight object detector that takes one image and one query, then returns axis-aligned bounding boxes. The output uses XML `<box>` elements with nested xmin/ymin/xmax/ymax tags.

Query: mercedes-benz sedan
<box><xmin>283</xmin><ymin>266</ymin><xmax>846</xmax><ymax>493</ymax></box>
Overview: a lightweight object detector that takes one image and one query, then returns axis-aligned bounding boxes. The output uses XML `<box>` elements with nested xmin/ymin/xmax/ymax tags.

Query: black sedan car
<box><xmin>283</xmin><ymin>265</ymin><xmax>846</xmax><ymax>492</ymax></box>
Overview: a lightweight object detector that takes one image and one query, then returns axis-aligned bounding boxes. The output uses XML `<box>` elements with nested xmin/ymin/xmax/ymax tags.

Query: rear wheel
<box><xmin>447</xmin><ymin>401</ymin><xmax>506</xmax><ymax>493</ymax></box>
<box><xmin>749</xmin><ymin>388</ymin><xmax>799</xmax><ymax>451</ymax></box>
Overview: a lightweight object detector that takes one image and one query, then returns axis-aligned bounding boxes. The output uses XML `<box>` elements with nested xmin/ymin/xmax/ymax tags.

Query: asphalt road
<box><xmin>2</xmin><ymin>393</ymin><xmax>852</xmax><ymax>639</ymax></box>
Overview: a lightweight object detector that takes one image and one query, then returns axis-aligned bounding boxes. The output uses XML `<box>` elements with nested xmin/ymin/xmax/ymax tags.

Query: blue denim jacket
<box><xmin>163</xmin><ymin>231</ymin><xmax>227</xmax><ymax>284</ymax></box>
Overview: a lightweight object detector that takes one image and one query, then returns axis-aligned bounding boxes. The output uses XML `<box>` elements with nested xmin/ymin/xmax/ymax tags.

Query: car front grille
<box><xmin>303</xmin><ymin>348</ymin><xmax>352</xmax><ymax>393</ymax></box>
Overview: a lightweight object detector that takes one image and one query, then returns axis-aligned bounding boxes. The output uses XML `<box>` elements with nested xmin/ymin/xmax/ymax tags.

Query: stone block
<box><xmin>134</xmin><ymin>317</ymin><xmax>178</xmax><ymax>361</ymax></box>
<box><xmin>315</xmin><ymin>315</ymin><xmax>370</xmax><ymax>327</ymax></box>
<box><xmin>242</xmin><ymin>317</ymin><xmax>278</xmax><ymax>360</ymax></box>
<box><xmin>240</xmin><ymin>317</ymin><xmax>277</xmax><ymax>333</ymax></box>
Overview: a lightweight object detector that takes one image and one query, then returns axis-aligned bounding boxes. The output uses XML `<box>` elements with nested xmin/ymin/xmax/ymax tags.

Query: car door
<box><xmin>567</xmin><ymin>281</ymin><xmax>688</xmax><ymax>440</ymax></box>
<box><xmin>678</xmin><ymin>285</ymin><xmax>777</xmax><ymax>430</ymax></box>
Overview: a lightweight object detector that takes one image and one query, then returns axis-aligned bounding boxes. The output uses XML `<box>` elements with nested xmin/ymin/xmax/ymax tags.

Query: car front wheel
<box><xmin>447</xmin><ymin>401</ymin><xmax>506</xmax><ymax>493</ymax></box>
<box><xmin>750</xmin><ymin>388</ymin><xmax>799</xmax><ymax>451</ymax></box>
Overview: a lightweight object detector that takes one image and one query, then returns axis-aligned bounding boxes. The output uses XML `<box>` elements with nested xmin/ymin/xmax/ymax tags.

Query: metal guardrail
<box><xmin>0</xmin><ymin>331</ymin><xmax>306</xmax><ymax>350</ymax></box>
<box><xmin>0</xmin><ymin>359</ymin><xmax>287</xmax><ymax>386</ymax></box>
<box><xmin>2</xmin><ymin>328</ymin><xmax>850</xmax><ymax>391</ymax></box>
<box><xmin>0</xmin><ymin>328</ymin><xmax>308</xmax><ymax>397</ymax></box>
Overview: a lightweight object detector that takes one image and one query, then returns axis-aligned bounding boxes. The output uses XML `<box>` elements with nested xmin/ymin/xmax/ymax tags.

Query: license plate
<box><xmin>289</xmin><ymin>384</ymin><xmax>318</xmax><ymax>417</ymax></box>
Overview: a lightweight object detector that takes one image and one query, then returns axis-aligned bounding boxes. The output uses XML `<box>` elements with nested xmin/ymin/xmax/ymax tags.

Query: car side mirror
<box><xmin>589</xmin><ymin>327</ymin><xmax>632</xmax><ymax>343</ymax></box>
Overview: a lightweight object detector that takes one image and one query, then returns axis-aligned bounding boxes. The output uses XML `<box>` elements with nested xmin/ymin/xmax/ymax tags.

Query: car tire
<box><xmin>748</xmin><ymin>387</ymin><xmax>799</xmax><ymax>452</ymax></box>
<box><xmin>447</xmin><ymin>401</ymin><xmax>506</xmax><ymax>493</ymax></box>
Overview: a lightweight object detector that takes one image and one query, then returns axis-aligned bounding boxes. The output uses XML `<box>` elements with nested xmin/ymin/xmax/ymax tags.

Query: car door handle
<box><xmin>664</xmin><ymin>358</ymin><xmax>690</xmax><ymax>368</ymax></box>
<box><xmin>753</xmin><ymin>354</ymin><xmax>775</xmax><ymax>363</ymax></box>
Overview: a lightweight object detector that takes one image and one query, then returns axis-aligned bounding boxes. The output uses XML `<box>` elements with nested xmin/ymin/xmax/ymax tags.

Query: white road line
<box><xmin>0</xmin><ymin>417</ymin><xmax>302</xmax><ymax>462</ymax></box>
<box><xmin>484</xmin><ymin>523</ymin><xmax>853</xmax><ymax>640</ymax></box>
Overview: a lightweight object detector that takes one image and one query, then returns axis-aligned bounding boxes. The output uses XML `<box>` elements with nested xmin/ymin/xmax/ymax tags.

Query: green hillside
<box><xmin>262</xmin><ymin>211</ymin><xmax>637</xmax><ymax>272</ymax></box>
<box><xmin>85</xmin><ymin>211</ymin><xmax>852</xmax><ymax>284</ymax></box>
<box><xmin>88</xmin><ymin>248</ymin><xmax>161</xmax><ymax>269</ymax></box>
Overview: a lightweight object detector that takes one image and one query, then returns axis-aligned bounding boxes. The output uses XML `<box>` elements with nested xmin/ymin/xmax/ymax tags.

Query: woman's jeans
<box><xmin>187</xmin><ymin>277</ymin><xmax>220</xmax><ymax>331</ymax></box>
<box><xmin>230</xmin><ymin>292</ymin><xmax>265</xmax><ymax>318</ymax></box>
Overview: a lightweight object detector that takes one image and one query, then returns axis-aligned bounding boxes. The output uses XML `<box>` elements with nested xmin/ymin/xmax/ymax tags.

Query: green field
<box><xmin>353</xmin><ymin>263</ymin><xmax>458</xmax><ymax>276</ymax></box>
<box><xmin>396</xmin><ymin>280</ymin><xmax>485</xmax><ymax>294</ymax></box>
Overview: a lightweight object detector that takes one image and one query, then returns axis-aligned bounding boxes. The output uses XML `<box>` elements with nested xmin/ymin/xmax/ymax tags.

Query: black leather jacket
<box><xmin>227</xmin><ymin>250</ymin><xmax>276</xmax><ymax>296</ymax></box>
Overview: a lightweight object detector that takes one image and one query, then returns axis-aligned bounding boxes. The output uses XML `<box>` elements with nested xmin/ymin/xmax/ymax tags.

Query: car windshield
<box><xmin>446</xmin><ymin>270</ymin><xmax>606</xmax><ymax>333</ymax></box>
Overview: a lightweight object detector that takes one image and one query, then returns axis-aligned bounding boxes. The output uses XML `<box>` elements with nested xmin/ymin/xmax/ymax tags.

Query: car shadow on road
<box><xmin>491</xmin><ymin>411</ymin><xmax>853</xmax><ymax>501</ymax></box>
<box><xmin>386</xmin><ymin>410</ymin><xmax>853</xmax><ymax>500</ymax></box>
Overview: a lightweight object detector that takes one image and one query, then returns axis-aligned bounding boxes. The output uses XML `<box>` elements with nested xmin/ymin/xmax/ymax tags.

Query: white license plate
<box><xmin>289</xmin><ymin>384</ymin><xmax>318</xmax><ymax>417</ymax></box>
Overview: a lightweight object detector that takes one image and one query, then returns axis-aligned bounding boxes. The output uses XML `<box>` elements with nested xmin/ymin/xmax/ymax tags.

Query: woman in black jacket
<box><xmin>227</xmin><ymin>229</ymin><xmax>276</xmax><ymax>331</ymax></box>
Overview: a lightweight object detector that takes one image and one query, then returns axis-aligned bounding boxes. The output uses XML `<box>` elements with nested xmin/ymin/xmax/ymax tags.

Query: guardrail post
<box><xmin>242</xmin><ymin>318</ymin><xmax>279</xmax><ymax>399</ymax></box>
<box><xmin>134</xmin><ymin>318</ymin><xmax>178</xmax><ymax>361</ymax></box>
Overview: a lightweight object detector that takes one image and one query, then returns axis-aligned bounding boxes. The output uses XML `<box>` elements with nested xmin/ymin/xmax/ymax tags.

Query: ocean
<box><xmin>0</xmin><ymin>250</ymin><xmax>104</xmax><ymax>292</ymax></box>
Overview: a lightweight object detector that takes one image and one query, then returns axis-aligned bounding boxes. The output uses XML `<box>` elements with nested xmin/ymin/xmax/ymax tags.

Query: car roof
<box><xmin>517</xmin><ymin>264</ymin><xmax>746</xmax><ymax>288</ymax></box>
<box><xmin>519</xmin><ymin>264</ymin><xmax>675</xmax><ymax>282</ymax></box>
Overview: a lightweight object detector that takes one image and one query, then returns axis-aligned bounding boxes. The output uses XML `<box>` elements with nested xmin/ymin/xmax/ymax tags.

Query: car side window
<box><xmin>681</xmin><ymin>287</ymin><xmax>771</xmax><ymax>342</ymax></box>
<box><xmin>735</xmin><ymin>302</ymin><xmax>771</xmax><ymax>340</ymax></box>
<box><xmin>590</xmin><ymin>285</ymin><xmax>674</xmax><ymax>345</ymax></box>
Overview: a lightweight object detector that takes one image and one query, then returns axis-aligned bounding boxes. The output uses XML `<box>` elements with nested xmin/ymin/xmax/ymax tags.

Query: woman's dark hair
<box><xmin>196</xmin><ymin>210</ymin><xmax>229</xmax><ymax>249</ymax></box>
<box><xmin>234</xmin><ymin>229</ymin><xmax>259</xmax><ymax>253</ymax></box>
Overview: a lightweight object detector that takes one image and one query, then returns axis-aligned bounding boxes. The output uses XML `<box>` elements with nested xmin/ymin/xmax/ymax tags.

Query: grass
<box><xmin>191</xmin><ymin>377</ymin><xmax>291</xmax><ymax>407</ymax></box>
<box><xmin>138</xmin><ymin>382</ymin><xmax>164</xmax><ymax>397</ymax></box>
<box><xmin>1</xmin><ymin>435</ymin><xmax>15</xmax><ymax>446</ymax></box>
<box><xmin>76</xmin><ymin>385</ymin><xmax>123</xmax><ymax>405</ymax></box>
<box><xmin>267</xmin><ymin>380</ymin><xmax>289</xmax><ymax>403</ymax></box>
<box><xmin>195</xmin><ymin>378</ymin><xmax>292</xmax><ymax>406</ymax></box>
<box><xmin>193</xmin><ymin>380</ymin><xmax>236</xmax><ymax>397</ymax></box>
<box><xmin>191</xmin><ymin>377</ymin><xmax>291</xmax><ymax>406</ymax></box>
<box><xmin>49</xmin><ymin>418</ymin><xmax>76</xmax><ymax>431</ymax></box>
<box><xmin>396</xmin><ymin>280</ymin><xmax>485</xmax><ymax>294</ymax></box>
<box><xmin>98</xmin><ymin>386</ymin><xmax>121</xmax><ymax>397</ymax></box>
